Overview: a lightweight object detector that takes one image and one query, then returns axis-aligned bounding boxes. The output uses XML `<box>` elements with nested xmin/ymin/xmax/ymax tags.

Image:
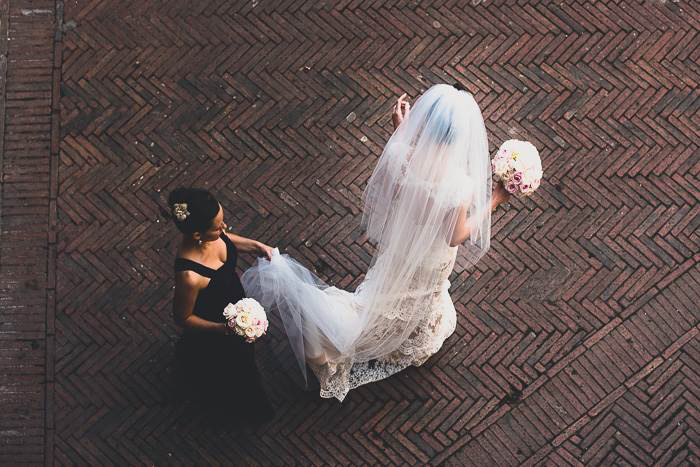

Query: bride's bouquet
<box><xmin>223</xmin><ymin>298</ymin><xmax>268</xmax><ymax>343</ymax></box>
<box><xmin>492</xmin><ymin>140</ymin><xmax>542</xmax><ymax>197</ymax></box>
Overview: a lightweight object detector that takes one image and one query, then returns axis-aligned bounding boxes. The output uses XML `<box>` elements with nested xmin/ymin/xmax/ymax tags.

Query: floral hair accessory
<box><xmin>172</xmin><ymin>203</ymin><xmax>190</xmax><ymax>221</ymax></box>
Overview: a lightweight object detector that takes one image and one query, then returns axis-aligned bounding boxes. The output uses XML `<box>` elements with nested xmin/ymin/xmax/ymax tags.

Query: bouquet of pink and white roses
<box><xmin>223</xmin><ymin>298</ymin><xmax>268</xmax><ymax>343</ymax></box>
<box><xmin>492</xmin><ymin>139</ymin><xmax>542</xmax><ymax>197</ymax></box>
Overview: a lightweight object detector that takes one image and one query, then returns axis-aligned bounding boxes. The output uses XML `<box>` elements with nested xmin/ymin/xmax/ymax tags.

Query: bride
<box><xmin>242</xmin><ymin>83</ymin><xmax>512</xmax><ymax>401</ymax></box>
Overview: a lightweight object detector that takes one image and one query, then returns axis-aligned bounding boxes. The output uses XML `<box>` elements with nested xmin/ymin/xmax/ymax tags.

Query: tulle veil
<box><xmin>242</xmin><ymin>84</ymin><xmax>491</xmax><ymax>393</ymax></box>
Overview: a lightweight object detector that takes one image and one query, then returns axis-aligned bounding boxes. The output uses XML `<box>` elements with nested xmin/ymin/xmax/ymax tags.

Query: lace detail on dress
<box><xmin>309</xmin><ymin>247</ymin><xmax>459</xmax><ymax>402</ymax></box>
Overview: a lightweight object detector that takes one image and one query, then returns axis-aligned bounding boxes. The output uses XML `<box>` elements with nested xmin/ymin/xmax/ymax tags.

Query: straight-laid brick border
<box><xmin>0</xmin><ymin>1</ymin><xmax>60</xmax><ymax>464</ymax></box>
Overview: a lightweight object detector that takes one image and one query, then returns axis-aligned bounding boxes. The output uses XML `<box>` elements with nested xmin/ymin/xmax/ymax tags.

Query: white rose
<box><xmin>223</xmin><ymin>303</ymin><xmax>237</xmax><ymax>320</ymax></box>
<box><xmin>522</xmin><ymin>143</ymin><xmax>540</xmax><ymax>164</ymax></box>
<box><xmin>517</xmin><ymin>152</ymin><xmax>532</xmax><ymax>166</ymax></box>
<box><xmin>501</xmin><ymin>140</ymin><xmax>539</xmax><ymax>165</ymax></box>
<box><xmin>242</xmin><ymin>301</ymin><xmax>265</xmax><ymax>320</ymax></box>
<box><xmin>494</xmin><ymin>159</ymin><xmax>509</xmax><ymax>176</ymax></box>
<box><xmin>253</xmin><ymin>308</ymin><xmax>266</xmax><ymax>321</ymax></box>
<box><xmin>519</xmin><ymin>171</ymin><xmax>535</xmax><ymax>186</ymax></box>
<box><xmin>534</xmin><ymin>164</ymin><xmax>543</xmax><ymax>178</ymax></box>
<box><xmin>245</xmin><ymin>326</ymin><xmax>258</xmax><ymax>340</ymax></box>
<box><xmin>526</xmin><ymin>156</ymin><xmax>542</xmax><ymax>173</ymax></box>
<box><xmin>255</xmin><ymin>326</ymin><xmax>264</xmax><ymax>338</ymax></box>
<box><xmin>512</xmin><ymin>160</ymin><xmax>524</xmax><ymax>173</ymax></box>
<box><xmin>500</xmin><ymin>139</ymin><xmax>518</xmax><ymax>151</ymax></box>
<box><xmin>235</xmin><ymin>311</ymin><xmax>252</xmax><ymax>329</ymax></box>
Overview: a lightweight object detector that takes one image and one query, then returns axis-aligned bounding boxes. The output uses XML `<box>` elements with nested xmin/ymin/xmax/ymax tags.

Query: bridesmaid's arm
<box><xmin>226</xmin><ymin>233</ymin><xmax>274</xmax><ymax>260</ymax></box>
<box><xmin>173</xmin><ymin>271</ymin><xmax>227</xmax><ymax>334</ymax></box>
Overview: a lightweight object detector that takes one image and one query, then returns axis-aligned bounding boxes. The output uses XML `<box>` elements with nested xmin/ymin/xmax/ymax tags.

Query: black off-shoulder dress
<box><xmin>174</xmin><ymin>233</ymin><xmax>273</xmax><ymax>426</ymax></box>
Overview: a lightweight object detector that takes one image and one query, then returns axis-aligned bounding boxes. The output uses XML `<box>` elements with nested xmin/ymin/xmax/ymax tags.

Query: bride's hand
<box><xmin>492</xmin><ymin>181</ymin><xmax>511</xmax><ymax>207</ymax></box>
<box><xmin>392</xmin><ymin>93</ymin><xmax>410</xmax><ymax>130</ymax></box>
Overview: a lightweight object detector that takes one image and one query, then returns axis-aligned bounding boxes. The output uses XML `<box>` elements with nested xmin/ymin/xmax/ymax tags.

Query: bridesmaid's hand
<box><xmin>257</xmin><ymin>242</ymin><xmax>275</xmax><ymax>260</ymax></box>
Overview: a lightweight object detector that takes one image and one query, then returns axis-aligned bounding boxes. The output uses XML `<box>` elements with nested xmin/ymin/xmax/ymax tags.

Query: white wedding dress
<box><xmin>307</xmin><ymin>244</ymin><xmax>459</xmax><ymax>400</ymax></box>
<box><xmin>242</xmin><ymin>84</ymin><xmax>492</xmax><ymax>401</ymax></box>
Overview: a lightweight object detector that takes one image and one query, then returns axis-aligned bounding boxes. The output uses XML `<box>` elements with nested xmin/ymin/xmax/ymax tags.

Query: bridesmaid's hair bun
<box><xmin>452</xmin><ymin>82</ymin><xmax>467</xmax><ymax>92</ymax></box>
<box><xmin>167</xmin><ymin>187</ymin><xmax>219</xmax><ymax>234</ymax></box>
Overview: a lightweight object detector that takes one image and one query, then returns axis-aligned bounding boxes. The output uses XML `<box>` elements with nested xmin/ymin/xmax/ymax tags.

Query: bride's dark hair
<box><xmin>419</xmin><ymin>83</ymin><xmax>470</xmax><ymax>146</ymax></box>
<box><xmin>168</xmin><ymin>187</ymin><xmax>219</xmax><ymax>234</ymax></box>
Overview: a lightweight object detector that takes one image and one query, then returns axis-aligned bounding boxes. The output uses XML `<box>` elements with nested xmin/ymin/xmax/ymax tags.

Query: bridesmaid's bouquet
<box><xmin>492</xmin><ymin>140</ymin><xmax>542</xmax><ymax>197</ymax></box>
<box><xmin>223</xmin><ymin>298</ymin><xmax>268</xmax><ymax>343</ymax></box>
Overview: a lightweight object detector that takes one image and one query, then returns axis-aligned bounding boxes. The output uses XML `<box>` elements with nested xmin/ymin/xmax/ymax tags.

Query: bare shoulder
<box><xmin>175</xmin><ymin>269</ymin><xmax>207</xmax><ymax>291</ymax></box>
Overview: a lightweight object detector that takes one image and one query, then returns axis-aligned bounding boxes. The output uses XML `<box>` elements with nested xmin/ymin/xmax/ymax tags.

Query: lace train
<box><xmin>309</xmin><ymin>247</ymin><xmax>459</xmax><ymax>402</ymax></box>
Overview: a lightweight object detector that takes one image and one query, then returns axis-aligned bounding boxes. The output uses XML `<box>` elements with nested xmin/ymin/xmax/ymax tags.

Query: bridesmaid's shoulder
<box><xmin>175</xmin><ymin>268</ymin><xmax>208</xmax><ymax>290</ymax></box>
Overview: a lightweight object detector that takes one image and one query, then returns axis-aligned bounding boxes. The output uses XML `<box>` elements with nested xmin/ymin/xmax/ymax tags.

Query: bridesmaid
<box><xmin>169</xmin><ymin>187</ymin><xmax>274</xmax><ymax>426</ymax></box>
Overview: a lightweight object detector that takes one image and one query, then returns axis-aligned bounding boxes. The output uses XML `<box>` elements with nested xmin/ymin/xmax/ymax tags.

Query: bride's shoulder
<box><xmin>442</xmin><ymin>171</ymin><xmax>474</xmax><ymax>203</ymax></box>
<box><xmin>385</xmin><ymin>140</ymin><xmax>413</xmax><ymax>156</ymax></box>
<box><xmin>383</xmin><ymin>141</ymin><xmax>413</xmax><ymax>176</ymax></box>
<box><xmin>387</xmin><ymin>139</ymin><xmax>411</xmax><ymax>150</ymax></box>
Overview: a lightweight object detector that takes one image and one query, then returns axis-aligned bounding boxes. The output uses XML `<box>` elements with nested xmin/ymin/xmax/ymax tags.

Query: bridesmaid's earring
<box><xmin>197</xmin><ymin>239</ymin><xmax>203</xmax><ymax>247</ymax></box>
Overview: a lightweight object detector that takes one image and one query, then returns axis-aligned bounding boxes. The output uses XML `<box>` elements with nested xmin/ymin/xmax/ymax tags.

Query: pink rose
<box><xmin>513</xmin><ymin>172</ymin><xmax>523</xmax><ymax>183</ymax></box>
<box><xmin>506</xmin><ymin>181</ymin><xmax>517</xmax><ymax>193</ymax></box>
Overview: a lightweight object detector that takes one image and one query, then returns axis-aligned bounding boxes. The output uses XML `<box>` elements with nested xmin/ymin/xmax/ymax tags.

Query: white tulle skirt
<box><xmin>309</xmin><ymin>282</ymin><xmax>457</xmax><ymax>401</ymax></box>
<box><xmin>241</xmin><ymin>247</ymin><xmax>459</xmax><ymax>402</ymax></box>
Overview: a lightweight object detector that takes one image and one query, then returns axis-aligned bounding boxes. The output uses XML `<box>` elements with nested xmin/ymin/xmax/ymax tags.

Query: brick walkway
<box><xmin>1</xmin><ymin>0</ymin><xmax>699</xmax><ymax>465</ymax></box>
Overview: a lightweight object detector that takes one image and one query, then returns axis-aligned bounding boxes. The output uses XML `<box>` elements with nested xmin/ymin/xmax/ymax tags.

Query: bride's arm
<box><xmin>450</xmin><ymin>182</ymin><xmax>510</xmax><ymax>247</ymax></box>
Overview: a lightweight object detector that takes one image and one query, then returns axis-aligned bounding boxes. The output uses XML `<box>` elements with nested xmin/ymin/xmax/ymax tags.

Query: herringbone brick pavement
<box><xmin>1</xmin><ymin>0</ymin><xmax>699</xmax><ymax>465</ymax></box>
